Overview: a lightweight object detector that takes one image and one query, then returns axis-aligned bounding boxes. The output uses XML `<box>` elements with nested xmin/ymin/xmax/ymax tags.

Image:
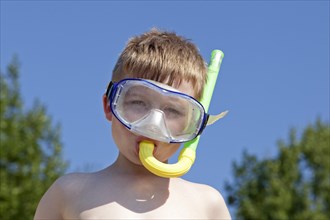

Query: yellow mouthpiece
<box><xmin>138</xmin><ymin>141</ymin><xmax>196</xmax><ymax>178</ymax></box>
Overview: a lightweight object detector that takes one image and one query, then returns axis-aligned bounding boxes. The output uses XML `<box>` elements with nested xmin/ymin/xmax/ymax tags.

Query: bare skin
<box><xmin>34</xmin><ymin>80</ymin><xmax>231</xmax><ymax>220</ymax></box>
<box><xmin>34</xmin><ymin>155</ymin><xmax>230</xmax><ymax>219</ymax></box>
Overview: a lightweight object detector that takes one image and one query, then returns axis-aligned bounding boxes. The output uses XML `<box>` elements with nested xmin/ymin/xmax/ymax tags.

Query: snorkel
<box><xmin>139</xmin><ymin>50</ymin><xmax>225</xmax><ymax>178</ymax></box>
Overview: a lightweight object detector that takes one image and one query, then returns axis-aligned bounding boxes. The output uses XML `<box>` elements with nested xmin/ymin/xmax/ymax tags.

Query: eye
<box><xmin>125</xmin><ymin>99</ymin><xmax>147</xmax><ymax>107</ymax></box>
<box><xmin>163</xmin><ymin>106</ymin><xmax>185</xmax><ymax>119</ymax></box>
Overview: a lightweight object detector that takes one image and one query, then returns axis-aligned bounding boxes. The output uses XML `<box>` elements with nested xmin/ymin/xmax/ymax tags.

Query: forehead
<box><xmin>174</xmin><ymin>80</ymin><xmax>196</xmax><ymax>98</ymax></box>
<box><xmin>119</xmin><ymin>69</ymin><xmax>198</xmax><ymax>98</ymax></box>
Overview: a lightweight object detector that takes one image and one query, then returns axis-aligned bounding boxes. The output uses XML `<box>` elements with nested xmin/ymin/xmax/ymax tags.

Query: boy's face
<box><xmin>103</xmin><ymin>79</ymin><xmax>196</xmax><ymax>166</ymax></box>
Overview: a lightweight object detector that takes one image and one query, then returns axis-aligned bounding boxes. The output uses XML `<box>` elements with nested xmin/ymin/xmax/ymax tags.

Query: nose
<box><xmin>147</xmin><ymin>124</ymin><xmax>162</xmax><ymax>133</ymax></box>
<box><xmin>130</xmin><ymin>109</ymin><xmax>172</xmax><ymax>143</ymax></box>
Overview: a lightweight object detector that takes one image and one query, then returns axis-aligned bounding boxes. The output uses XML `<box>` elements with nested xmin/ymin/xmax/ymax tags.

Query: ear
<box><xmin>102</xmin><ymin>94</ymin><xmax>113</xmax><ymax>121</ymax></box>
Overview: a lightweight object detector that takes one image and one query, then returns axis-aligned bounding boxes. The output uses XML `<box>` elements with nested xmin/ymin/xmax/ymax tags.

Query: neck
<box><xmin>105</xmin><ymin>153</ymin><xmax>170</xmax><ymax>202</ymax></box>
<box><xmin>108</xmin><ymin>153</ymin><xmax>168</xmax><ymax>179</ymax></box>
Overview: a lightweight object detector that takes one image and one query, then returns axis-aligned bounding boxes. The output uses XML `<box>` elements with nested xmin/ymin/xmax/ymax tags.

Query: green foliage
<box><xmin>226</xmin><ymin>119</ymin><xmax>330</xmax><ymax>220</ymax></box>
<box><xmin>0</xmin><ymin>57</ymin><xmax>68</xmax><ymax>219</ymax></box>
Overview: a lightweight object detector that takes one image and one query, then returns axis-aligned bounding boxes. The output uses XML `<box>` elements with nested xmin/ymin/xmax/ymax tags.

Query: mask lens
<box><xmin>165</xmin><ymin>96</ymin><xmax>204</xmax><ymax>141</ymax></box>
<box><xmin>122</xmin><ymin>85</ymin><xmax>152</xmax><ymax>122</ymax></box>
<box><xmin>110</xmin><ymin>79</ymin><xmax>205</xmax><ymax>143</ymax></box>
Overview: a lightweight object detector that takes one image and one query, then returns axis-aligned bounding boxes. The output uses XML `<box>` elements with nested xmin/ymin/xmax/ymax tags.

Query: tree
<box><xmin>225</xmin><ymin>119</ymin><xmax>330</xmax><ymax>220</ymax></box>
<box><xmin>0</xmin><ymin>57</ymin><xmax>68</xmax><ymax>219</ymax></box>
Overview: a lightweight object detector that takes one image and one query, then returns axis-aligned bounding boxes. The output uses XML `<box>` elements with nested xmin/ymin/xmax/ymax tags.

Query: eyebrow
<box><xmin>126</xmin><ymin>86</ymin><xmax>153</xmax><ymax>96</ymax></box>
<box><xmin>125</xmin><ymin>85</ymin><xmax>189</xmax><ymax>108</ymax></box>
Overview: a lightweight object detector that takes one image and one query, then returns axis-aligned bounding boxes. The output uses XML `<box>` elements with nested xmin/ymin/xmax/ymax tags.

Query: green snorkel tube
<box><xmin>139</xmin><ymin>50</ymin><xmax>225</xmax><ymax>178</ymax></box>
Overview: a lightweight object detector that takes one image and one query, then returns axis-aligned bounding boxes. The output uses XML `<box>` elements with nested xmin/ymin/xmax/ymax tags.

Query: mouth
<box><xmin>136</xmin><ymin>138</ymin><xmax>158</xmax><ymax>155</ymax></box>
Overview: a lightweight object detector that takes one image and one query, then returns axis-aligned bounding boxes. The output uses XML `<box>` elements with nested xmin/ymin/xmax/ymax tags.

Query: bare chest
<box><xmin>63</xmin><ymin>189</ymin><xmax>209</xmax><ymax>219</ymax></box>
<box><xmin>75</xmin><ymin>202</ymin><xmax>207</xmax><ymax>219</ymax></box>
<box><xmin>61</xmin><ymin>172</ymin><xmax>211</xmax><ymax>219</ymax></box>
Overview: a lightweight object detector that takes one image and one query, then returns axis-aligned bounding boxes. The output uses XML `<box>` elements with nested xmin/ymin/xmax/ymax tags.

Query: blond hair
<box><xmin>111</xmin><ymin>28</ymin><xmax>207</xmax><ymax>99</ymax></box>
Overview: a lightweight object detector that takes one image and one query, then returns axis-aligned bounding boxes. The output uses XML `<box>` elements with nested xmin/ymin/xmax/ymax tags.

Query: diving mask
<box><xmin>105</xmin><ymin>78</ymin><xmax>227</xmax><ymax>143</ymax></box>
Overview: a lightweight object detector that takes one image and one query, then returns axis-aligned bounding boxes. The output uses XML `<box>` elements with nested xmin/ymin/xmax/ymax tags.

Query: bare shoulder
<box><xmin>34</xmin><ymin>172</ymin><xmax>96</xmax><ymax>220</ymax></box>
<box><xmin>173</xmin><ymin>178</ymin><xmax>232</xmax><ymax>220</ymax></box>
<box><xmin>46</xmin><ymin>172</ymin><xmax>96</xmax><ymax>199</ymax></box>
<box><xmin>54</xmin><ymin>172</ymin><xmax>95</xmax><ymax>191</ymax></box>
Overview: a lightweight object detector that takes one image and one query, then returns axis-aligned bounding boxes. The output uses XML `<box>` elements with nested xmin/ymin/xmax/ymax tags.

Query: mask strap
<box><xmin>105</xmin><ymin>81</ymin><xmax>115</xmax><ymax>99</ymax></box>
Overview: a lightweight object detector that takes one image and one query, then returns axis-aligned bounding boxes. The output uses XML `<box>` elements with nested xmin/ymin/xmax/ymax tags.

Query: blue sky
<box><xmin>1</xmin><ymin>0</ymin><xmax>329</xmax><ymax>210</ymax></box>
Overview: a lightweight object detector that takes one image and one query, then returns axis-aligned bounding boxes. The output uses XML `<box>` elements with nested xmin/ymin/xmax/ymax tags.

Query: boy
<box><xmin>34</xmin><ymin>28</ymin><xmax>231</xmax><ymax>219</ymax></box>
